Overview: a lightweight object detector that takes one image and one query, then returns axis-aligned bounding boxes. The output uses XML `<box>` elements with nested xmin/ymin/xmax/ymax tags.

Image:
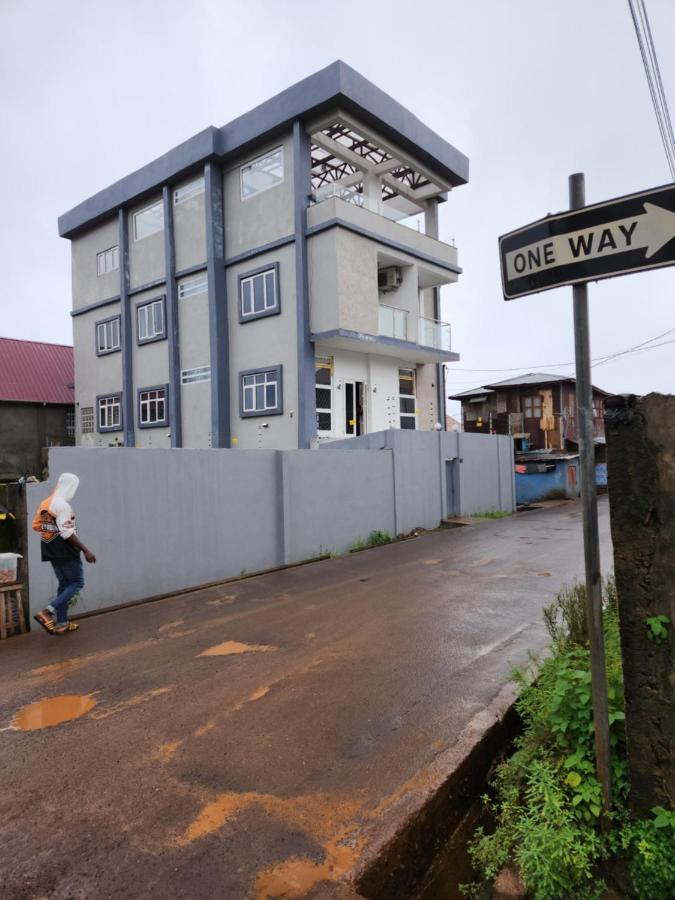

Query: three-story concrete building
<box><xmin>59</xmin><ymin>62</ymin><xmax>469</xmax><ymax>450</ymax></box>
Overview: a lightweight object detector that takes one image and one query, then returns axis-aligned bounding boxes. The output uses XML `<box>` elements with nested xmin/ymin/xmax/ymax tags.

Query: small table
<box><xmin>0</xmin><ymin>583</ymin><xmax>27</xmax><ymax>639</ymax></box>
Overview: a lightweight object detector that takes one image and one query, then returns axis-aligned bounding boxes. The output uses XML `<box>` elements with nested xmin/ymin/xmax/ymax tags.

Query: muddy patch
<box><xmin>11</xmin><ymin>694</ymin><xmax>97</xmax><ymax>731</ymax></box>
<box><xmin>198</xmin><ymin>640</ymin><xmax>274</xmax><ymax>657</ymax></box>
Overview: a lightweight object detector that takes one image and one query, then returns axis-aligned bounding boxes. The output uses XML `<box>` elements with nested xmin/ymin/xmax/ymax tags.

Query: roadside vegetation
<box><xmin>469</xmin><ymin>510</ymin><xmax>510</xmax><ymax>520</ymax></box>
<box><xmin>349</xmin><ymin>529</ymin><xmax>394</xmax><ymax>552</ymax></box>
<box><xmin>461</xmin><ymin>578</ymin><xmax>675</xmax><ymax>900</ymax></box>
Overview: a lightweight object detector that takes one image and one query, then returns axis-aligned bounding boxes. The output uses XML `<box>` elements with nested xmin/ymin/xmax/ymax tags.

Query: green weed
<box><xmin>461</xmin><ymin>577</ymin><xmax>674</xmax><ymax>900</ymax></box>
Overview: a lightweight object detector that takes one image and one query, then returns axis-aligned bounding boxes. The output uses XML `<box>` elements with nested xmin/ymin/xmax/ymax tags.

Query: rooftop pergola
<box><xmin>310</xmin><ymin>117</ymin><xmax>450</xmax><ymax>213</ymax></box>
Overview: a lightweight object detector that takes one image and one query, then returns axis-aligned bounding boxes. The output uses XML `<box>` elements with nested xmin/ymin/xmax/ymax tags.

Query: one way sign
<box><xmin>499</xmin><ymin>183</ymin><xmax>675</xmax><ymax>299</ymax></box>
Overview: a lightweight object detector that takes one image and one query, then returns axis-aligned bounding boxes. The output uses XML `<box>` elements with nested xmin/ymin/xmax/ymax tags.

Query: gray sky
<box><xmin>1</xmin><ymin>0</ymin><xmax>673</xmax><ymax>417</ymax></box>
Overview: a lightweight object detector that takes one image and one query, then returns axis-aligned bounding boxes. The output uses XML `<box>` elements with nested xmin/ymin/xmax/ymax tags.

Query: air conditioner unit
<box><xmin>378</xmin><ymin>266</ymin><xmax>402</xmax><ymax>293</ymax></box>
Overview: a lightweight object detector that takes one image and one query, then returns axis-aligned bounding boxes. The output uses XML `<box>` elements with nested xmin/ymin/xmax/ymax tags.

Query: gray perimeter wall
<box><xmin>26</xmin><ymin>431</ymin><xmax>513</xmax><ymax>616</ymax></box>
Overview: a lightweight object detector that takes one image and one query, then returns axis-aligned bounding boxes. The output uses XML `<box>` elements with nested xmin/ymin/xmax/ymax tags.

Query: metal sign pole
<box><xmin>569</xmin><ymin>172</ymin><xmax>612</xmax><ymax>813</ymax></box>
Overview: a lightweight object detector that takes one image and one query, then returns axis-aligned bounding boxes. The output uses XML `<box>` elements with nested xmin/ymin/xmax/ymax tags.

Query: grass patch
<box><xmin>349</xmin><ymin>529</ymin><xmax>393</xmax><ymax>552</ymax></box>
<box><xmin>469</xmin><ymin>510</ymin><xmax>510</xmax><ymax>520</ymax></box>
<box><xmin>461</xmin><ymin>577</ymin><xmax>675</xmax><ymax>900</ymax></box>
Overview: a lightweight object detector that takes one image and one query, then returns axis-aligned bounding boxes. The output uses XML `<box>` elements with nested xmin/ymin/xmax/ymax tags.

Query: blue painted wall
<box><xmin>516</xmin><ymin>458</ymin><xmax>606</xmax><ymax>504</ymax></box>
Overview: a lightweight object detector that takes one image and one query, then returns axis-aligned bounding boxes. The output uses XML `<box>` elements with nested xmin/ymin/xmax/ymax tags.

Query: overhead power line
<box><xmin>444</xmin><ymin>325</ymin><xmax>675</xmax><ymax>375</ymax></box>
<box><xmin>627</xmin><ymin>0</ymin><xmax>675</xmax><ymax>180</ymax></box>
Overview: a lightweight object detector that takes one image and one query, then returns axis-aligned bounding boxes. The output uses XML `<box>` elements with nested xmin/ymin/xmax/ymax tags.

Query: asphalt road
<box><xmin>0</xmin><ymin>499</ymin><xmax>612</xmax><ymax>899</ymax></box>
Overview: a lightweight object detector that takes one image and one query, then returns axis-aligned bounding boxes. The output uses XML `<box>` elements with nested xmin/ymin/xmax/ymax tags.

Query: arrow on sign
<box><xmin>505</xmin><ymin>202</ymin><xmax>675</xmax><ymax>282</ymax></box>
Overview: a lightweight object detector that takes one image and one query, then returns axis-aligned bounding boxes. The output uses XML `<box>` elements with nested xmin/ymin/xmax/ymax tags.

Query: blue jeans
<box><xmin>47</xmin><ymin>557</ymin><xmax>84</xmax><ymax>625</ymax></box>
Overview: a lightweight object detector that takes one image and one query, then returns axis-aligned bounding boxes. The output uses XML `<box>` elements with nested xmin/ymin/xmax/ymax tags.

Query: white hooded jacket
<box><xmin>48</xmin><ymin>472</ymin><xmax>79</xmax><ymax>541</ymax></box>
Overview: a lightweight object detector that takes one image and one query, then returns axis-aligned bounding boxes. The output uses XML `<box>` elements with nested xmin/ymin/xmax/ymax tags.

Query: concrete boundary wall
<box><xmin>324</xmin><ymin>429</ymin><xmax>515</xmax><ymax>526</ymax></box>
<box><xmin>27</xmin><ymin>433</ymin><xmax>513</xmax><ymax>616</ymax></box>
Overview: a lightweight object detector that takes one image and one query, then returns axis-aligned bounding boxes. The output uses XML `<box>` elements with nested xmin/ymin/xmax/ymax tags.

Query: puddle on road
<box><xmin>12</xmin><ymin>694</ymin><xmax>97</xmax><ymax>731</ymax></box>
<box><xmin>198</xmin><ymin>640</ymin><xmax>274</xmax><ymax>657</ymax></box>
<box><xmin>254</xmin><ymin>836</ymin><xmax>362</xmax><ymax>900</ymax></box>
<box><xmin>423</xmin><ymin>559</ymin><xmax>443</xmax><ymax>566</ymax></box>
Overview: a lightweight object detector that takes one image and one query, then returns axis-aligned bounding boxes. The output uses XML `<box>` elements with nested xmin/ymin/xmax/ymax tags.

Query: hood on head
<box><xmin>53</xmin><ymin>472</ymin><xmax>79</xmax><ymax>503</ymax></box>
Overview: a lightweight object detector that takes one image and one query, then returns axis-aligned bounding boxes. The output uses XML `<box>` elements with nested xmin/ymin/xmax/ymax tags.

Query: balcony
<box><xmin>418</xmin><ymin>315</ymin><xmax>451</xmax><ymax>352</ymax></box>
<box><xmin>378</xmin><ymin>304</ymin><xmax>408</xmax><ymax>341</ymax></box>
<box><xmin>307</xmin><ymin>192</ymin><xmax>460</xmax><ymax>277</ymax></box>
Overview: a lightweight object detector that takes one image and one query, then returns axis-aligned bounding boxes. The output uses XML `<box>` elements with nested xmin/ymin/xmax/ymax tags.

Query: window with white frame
<box><xmin>239</xmin><ymin>265</ymin><xmax>279</xmax><ymax>321</ymax></box>
<box><xmin>98</xmin><ymin>394</ymin><xmax>122</xmax><ymax>431</ymax></box>
<box><xmin>137</xmin><ymin>298</ymin><xmax>165</xmax><ymax>343</ymax></box>
<box><xmin>240</xmin><ymin>147</ymin><xmax>284</xmax><ymax>199</ymax></box>
<box><xmin>241</xmin><ymin>367</ymin><xmax>282</xmax><ymax>416</ymax></box>
<box><xmin>96</xmin><ymin>245</ymin><xmax>119</xmax><ymax>276</ymax></box>
<box><xmin>173</xmin><ymin>176</ymin><xmax>204</xmax><ymax>205</ymax></box>
<box><xmin>178</xmin><ymin>274</ymin><xmax>208</xmax><ymax>299</ymax></box>
<box><xmin>96</xmin><ymin>316</ymin><xmax>121</xmax><ymax>354</ymax></box>
<box><xmin>132</xmin><ymin>201</ymin><xmax>164</xmax><ymax>241</ymax></box>
<box><xmin>399</xmin><ymin>368</ymin><xmax>416</xmax><ymax>430</ymax></box>
<box><xmin>315</xmin><ymin>356</ymin><xmax>333</xmax><ymax>434</ymax></box>
<box><xmin>523</xmin><ymin>394</ymin><xmax>542</xmax><ymax>419</ymax></box>
<box><xmin>181</xmin><ymin>366</ymin><xmax>211</xmax><ymax>384</ymax></box>
<box><xmin>138</xmin><ymin>387</ymin><xmax>168</xmax><ymax>427</ymax></box>
<box><xmin>81</xmin><ymin>406</ymin><xmax>94</xmax><ymax>434</ymax></box>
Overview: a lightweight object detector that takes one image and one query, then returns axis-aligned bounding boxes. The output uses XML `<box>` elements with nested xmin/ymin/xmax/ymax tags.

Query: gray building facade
<box><xmin>59</xmin><ymin>62</ymin><xmax>469</xmax><ymax>450</ymax></box>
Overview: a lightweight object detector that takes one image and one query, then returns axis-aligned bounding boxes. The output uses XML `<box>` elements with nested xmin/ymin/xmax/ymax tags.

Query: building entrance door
<box><xmin>345</xmin><ymin>381</ymin><xmax>365</xmax><ymax>436</ymax></box>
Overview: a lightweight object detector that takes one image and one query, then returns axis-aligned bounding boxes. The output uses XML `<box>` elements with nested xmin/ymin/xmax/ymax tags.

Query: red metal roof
<box><xmin>0</xmin><ymin>337</ymin><xmax>74</xmax><ymax>405</ymax></box>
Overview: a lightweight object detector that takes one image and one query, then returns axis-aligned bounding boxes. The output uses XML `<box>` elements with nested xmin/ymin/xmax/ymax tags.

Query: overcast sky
<box><xmin>1</xmin><ymin>0</ymin><xmax>673</xmax><ymax>416</ymax></box>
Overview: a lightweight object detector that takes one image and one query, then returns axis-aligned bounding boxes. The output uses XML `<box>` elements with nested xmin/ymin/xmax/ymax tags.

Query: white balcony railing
<box><xmin>378</xmin><ymin>304</ymin><xmax>408</xmax><ymax>341</ymax></box>
<box><xmin>418</xmin><ymin>316</ymin><xmax>451</xmax><ymax>351</ymax></box>
<box><xmin>311</xmin><ymin>183</ymin><xmax>424</xmax><ymax>232</ymax></box>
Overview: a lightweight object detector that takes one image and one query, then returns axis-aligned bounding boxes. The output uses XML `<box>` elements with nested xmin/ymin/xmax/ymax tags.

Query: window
<box><xmin>97</xmin><ymin>245</ymin><xmax>119</xmax><ymax>276</ymax></box>
<box><xmin>181</xmin><ymin>365</ymin><xmax>211</xmax><ymax>384</ymax></box>
<box><xmin>137</xmin><ymin>298</ymin><xmax>166</xmax><ymax>343</ymax></box>
<box><xmin>523</xmin><ymin>394</ymin><xmax>542</xmax><ymax>419</ymax></box>
<box><xmin>178</xmin><ymin>274</ymin><xmax>208</xmax><ymax>299</ymax></box>
<box><xmin>81</xmin><ymin>407</ymin><xmax>94</xmax><ymax>434</ymax></box>
<box><xmin>315</xmin><ymin>356</ymin><xmax>333</xmax><ymax>434</ymax></box>
<box><xmin>240</xmin><ymin>366</ymin><xmax>282</xmax><ymax>417</ymax></box>
<box><xmin>173</xmin><ymin>176</ymin><xmax>204</xmax><ymax>205</ymax></box>
<box><xmin>240</xmin><ymin>147</ymin><xmax>284</xmax><ymax>199</ymax></box>
<box><xmin>132</xmin><ymin>201</ymin><xmax>164</xmax><ymax>241</ymax></box>
<box><xmin>399</xmin><ymin>368</ymin><xmax>416</xmax><ymax>430</ymax></box>
<box><xmin>239</xmin><ymin>264</ymin><xmax>279</xmax><ymax>321</ymax></box>
<box><xmin>98</xmin><ymin>394</ymin><xmax>122</xmax><ymax>432</ymax></box>
<box><xmin>96</xmin><ymin>316</ymin><xmax>121</xmax><ymax>354</ymax></box>
<box><xmin>66</xmin><ymin>409</ymin><xmax>75</xmax><ymax>439</ymax></box>
<box><xmin>138</xmin><ymin>386</ymin><xmax>168</xmax><ymax>427</ymax></box>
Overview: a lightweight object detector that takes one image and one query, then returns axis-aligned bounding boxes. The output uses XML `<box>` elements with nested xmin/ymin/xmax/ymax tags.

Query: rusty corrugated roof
<box><xmin>0</xmin><ymin>337</ymin><xmax>74</xmax><ymax>405</ymax></box>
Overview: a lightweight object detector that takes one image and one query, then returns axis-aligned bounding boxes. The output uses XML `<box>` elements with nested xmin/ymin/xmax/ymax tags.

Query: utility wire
<box><xmin>444</xmin><ymin>325</ymin><xmax>675</xmax><ymax>375</ymax></box>
<box><xmin>627</xmin><ymin>0</ymin><xmax>675</xmax><ymax>180</ymax></box>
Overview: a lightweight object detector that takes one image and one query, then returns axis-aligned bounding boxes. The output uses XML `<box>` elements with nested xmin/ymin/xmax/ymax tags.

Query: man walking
<box><xmin>32</xmin><ymin>472</ymin><xmax>96</xmax><ymax>635</ymax></box>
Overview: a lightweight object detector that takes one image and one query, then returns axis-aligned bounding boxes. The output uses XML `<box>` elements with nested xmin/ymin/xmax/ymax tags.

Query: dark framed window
<box><xmin>238</xmin><ymin>263</ymin><xmax>280</xmax><ymax>322</ymax></box>
<box><xmin>138</xmin><ymin>385</ymin><xmax>169</xmax><ymax>428</ymax></box>
<box><xmin>315</xmin><ymin>356</ymin><xmax>333</xmax><ymax>434</ymax></box>
<box><xmin>97</xmin><ymin>393</ymin><xmax>123</xmax><ymax>432</ymax></box>
<box><xmin>239</xmin><ymin>366</ymin><xmax>283</xmax><ymax>417</ymax></box>
<box><xmin>137</xmin><ymin>297</ymin><xmax>166</xmax><ymax>344</ymax></box>
<box><xmin>96</xmin><ymin>315</ymin><xmax>121</xmax><ymax>355</ymax></box>
<box><xmin>399</xmin><ymin>368</ymin><xmax>416</xmax><ymax>430</ymax></box>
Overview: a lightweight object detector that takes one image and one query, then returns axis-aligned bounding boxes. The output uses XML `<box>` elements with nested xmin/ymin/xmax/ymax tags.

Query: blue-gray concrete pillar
<box><xmin>162</xmin><ymin>186</ymin><xmax>182</xmax><ymax>447</ymax></box>
<box><xmin>118</xmin><ymin>209</ymin><xmax>135</xmax><ymax>447</ymax></box>
<box><xmin>293</xmin><ymin>120</ymin><xmax>317</xmax><ymax>448</ymax></box>
<box><xmin>205</xmin><ymin>161</ymin><xmax>230</xmax><ymax>448</ymax></box>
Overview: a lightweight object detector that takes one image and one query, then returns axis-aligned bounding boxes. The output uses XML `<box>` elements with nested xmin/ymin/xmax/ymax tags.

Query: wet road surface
<box><xmin>0</xmin><ymin>499</ymin><xmax>612</xmax><ymax>899</ymax></box>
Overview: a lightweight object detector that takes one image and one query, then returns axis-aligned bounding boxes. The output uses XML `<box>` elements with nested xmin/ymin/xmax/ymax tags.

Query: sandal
<box><xmin>54</xmin><ymin>622</ymin><xmax>79</xmax><ymax>635</ymax></box>
<box><xmin>33</xmin><ymin>612</ymin><xmax>56</xmax><ymax>635</ymax></box>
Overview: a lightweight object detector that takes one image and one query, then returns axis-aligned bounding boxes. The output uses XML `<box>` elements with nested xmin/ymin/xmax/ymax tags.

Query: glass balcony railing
<box><xmin>378</xmin><ymin>304</ymin><xmax>408</xmax><ymax>341</ymax></box>
<box><xmin>310</xmin><ymin>183</ymin><xmax>425</xmax><ymax>232</ymax></box>
<box><xmin>418</xmin><ymin>316</ymin><xmax>451</xmax><ymax>351</ymax></box>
